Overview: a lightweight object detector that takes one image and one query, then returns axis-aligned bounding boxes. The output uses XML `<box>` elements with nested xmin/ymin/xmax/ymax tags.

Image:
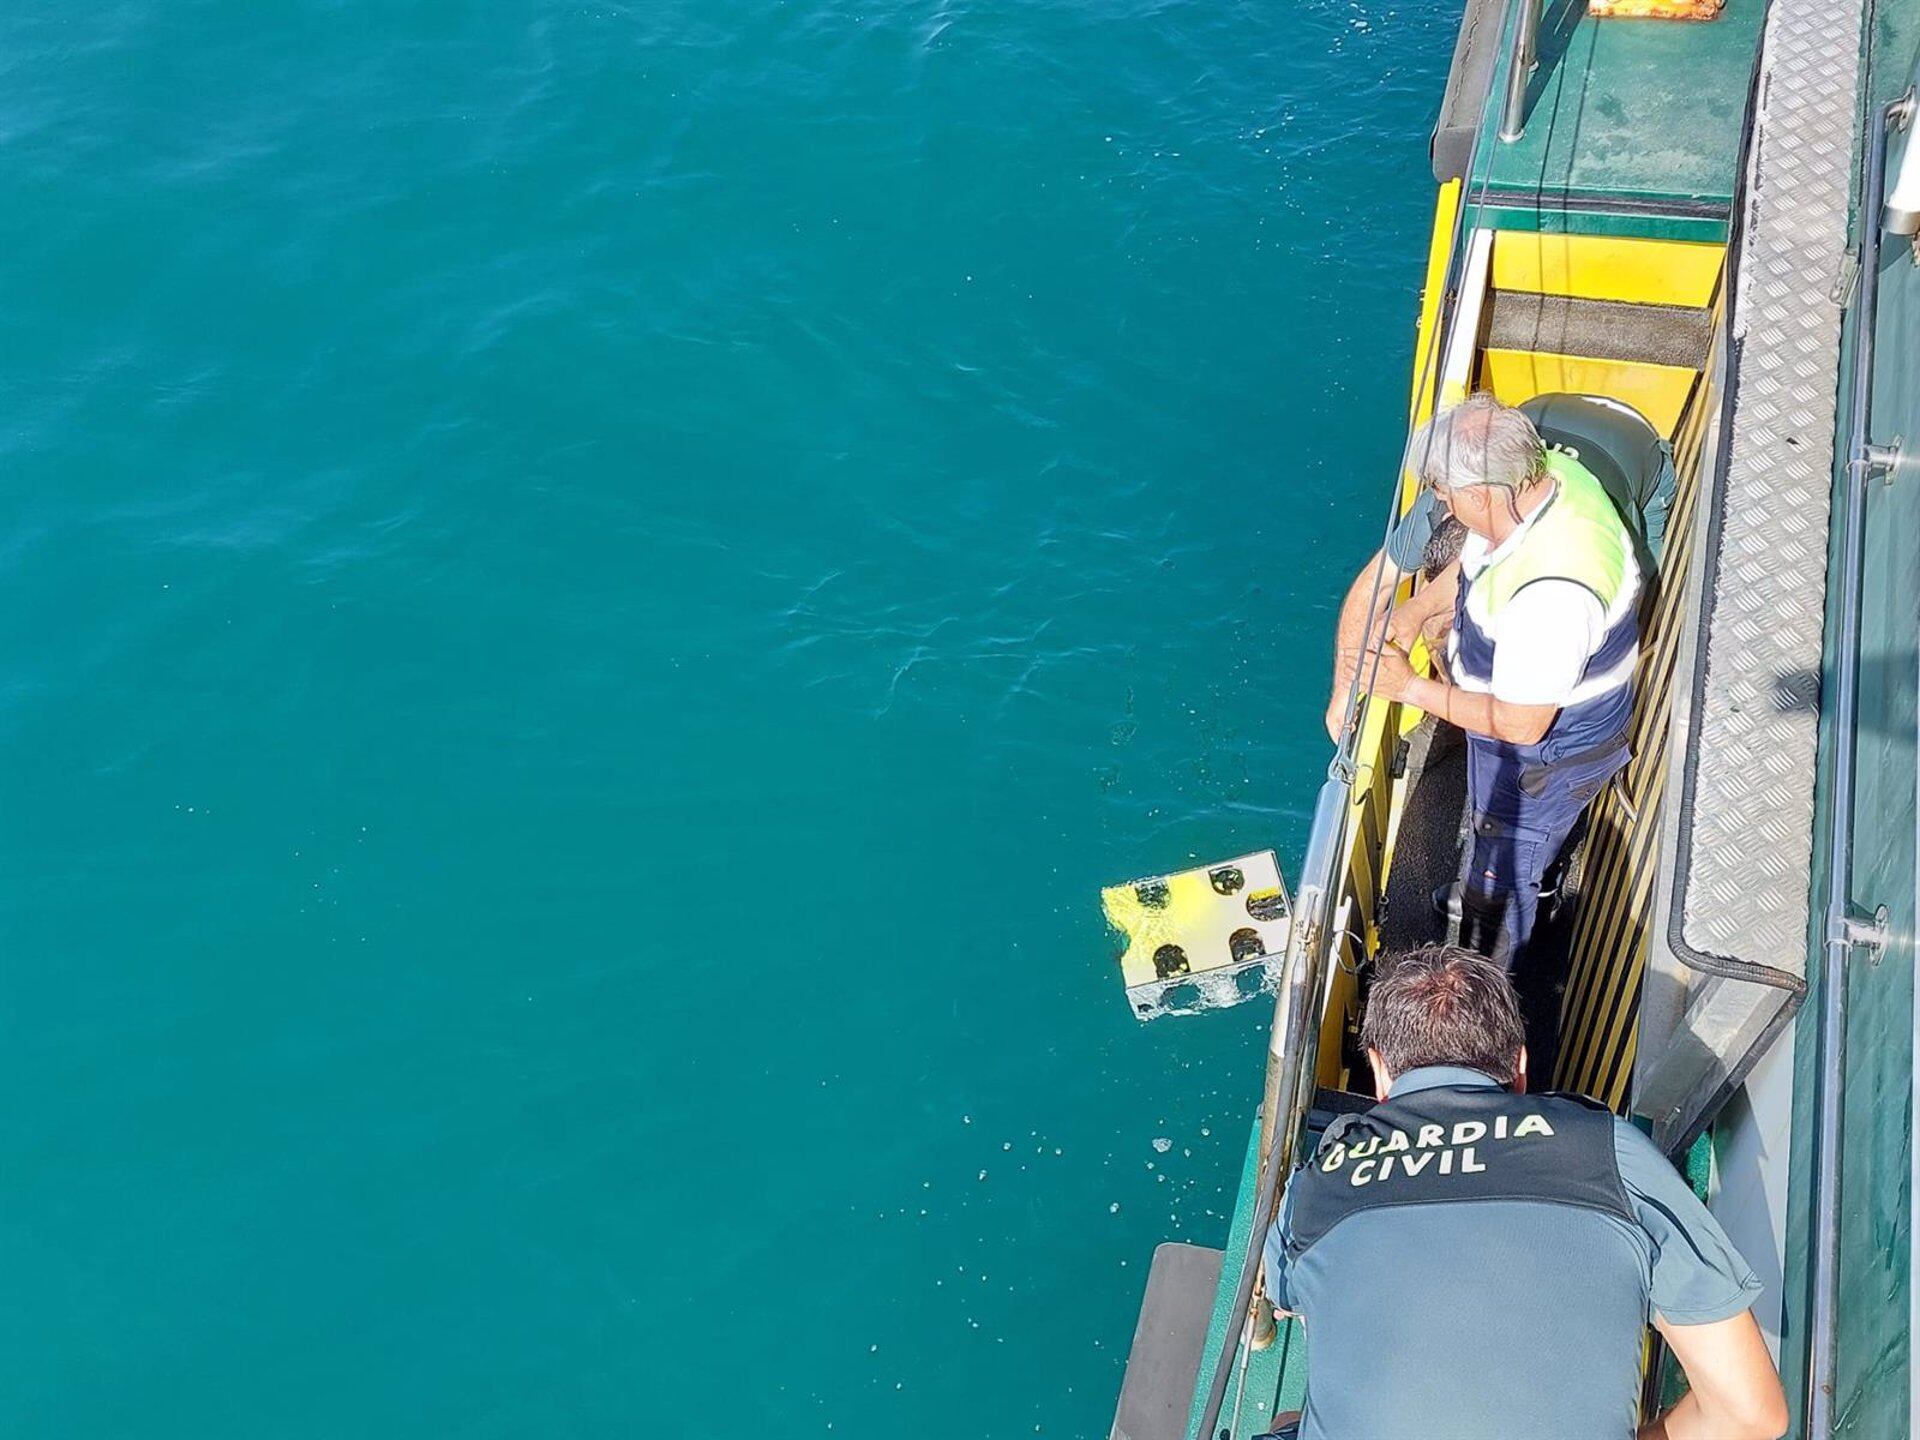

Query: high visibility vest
<box><xmin>1447</xmin><ymin>450</ymin><xmax>1640</xmax><ymax>761</ymax></box>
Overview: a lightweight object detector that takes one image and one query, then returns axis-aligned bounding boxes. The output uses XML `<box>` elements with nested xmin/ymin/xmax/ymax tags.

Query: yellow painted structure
<box><xmin>1304</xmin><ymin>182</ymin><xmax>1467</xmax><ymax>1091</ymax></box>
<box><xmin>1310</xmin><ymin>185</ymin><xmax>1732</xmax><ymax>1103</ymax></box>
<box><xmin>1408</xmin><ymin>183</ymin><xmax>1463</xmax><ymax>421</ymax></box>
<box><xmin>1589</xmin><ymin>0</ymin><xmax>1723</xmax><ymax>18</ymax></box>
<box><xmin>1492</xmin><ymin>231</ymin><xmax>1723</xmax><ymax>308</ymax></box>
<box><xmin>1553</xmin><ymin>315</ymin><xmax>1722</xmax><ymax>1104</ymax></box>
<box><xmin>1479</xmin><ymin>348</ymin><xmax>1698</xmax><ymax>437</ymax></box>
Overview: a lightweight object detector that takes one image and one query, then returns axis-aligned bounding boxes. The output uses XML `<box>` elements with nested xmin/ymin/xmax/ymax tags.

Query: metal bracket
<box><xmin>1389</xmin><ymin>736</ymin><xmax>1411</xmax><ymax>780</ymax></box>
<box><xmin>1829</xmin><ymin>903</ymin><xmax>1891</xmax><ymax>960</ymax></box>
<box><xmin>1851</xmin><ymin>439</ymin><xmax>1904</xmax><ymax>483</ymax></box>
<box><xmin>1610</xmin><ymin>769</ymin><xmax>1641</xmax><ymax>826</ymax></box>
<box><xmin>1830</xmin><ymin>251</ymin><xmax>1859</xmax><ymax>309</ymax></box>
<box><xmin>1871</xmin><ymin>438</ymin><xmax>1905</xmax><ymax>484</ymax></box>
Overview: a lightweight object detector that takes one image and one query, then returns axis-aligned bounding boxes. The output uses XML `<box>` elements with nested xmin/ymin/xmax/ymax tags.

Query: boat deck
<box><xmin>1110</xmin><ymin>3</ymin><xmax>1914</xmax><ymax>1437</ymax></box>
<box><xmin>1470</xmin><ymin>0</ymin><xmax>1767</xmax><ymax>241</ymax></box>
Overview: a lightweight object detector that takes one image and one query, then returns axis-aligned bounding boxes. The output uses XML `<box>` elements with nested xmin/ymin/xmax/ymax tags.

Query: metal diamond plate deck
<box><xmin>1676</xmin><ymin>0</ymin><xmax>1863</xmax><ymax>966</ymax></box>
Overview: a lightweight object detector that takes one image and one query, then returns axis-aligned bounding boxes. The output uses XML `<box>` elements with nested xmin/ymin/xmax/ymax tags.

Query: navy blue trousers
<box><xmin>1459</xmin><ymin>732</ymin><xmax>1631</xmax><ymax>967</ymax></box>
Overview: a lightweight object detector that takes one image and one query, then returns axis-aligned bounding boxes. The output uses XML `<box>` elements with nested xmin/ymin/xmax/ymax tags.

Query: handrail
<box><xmin>1188</xmin><ymin>10</ymin><xmax>1519</xmax><ymax>1428</ymax></box>
<box><xmin>1188</xmin><ymin>780</ymin><xmax>1347</xmax><ymax>1438</ymax></box>
<box><xmin>1804</xmin><ymin>85</ymin><xmax>1913</xmax><ymax>1440</ymax></box>
<box><xmin>1497</xmin><ymin>0</ymin><xmax>1540</xmax><ymax>143</ymax></box>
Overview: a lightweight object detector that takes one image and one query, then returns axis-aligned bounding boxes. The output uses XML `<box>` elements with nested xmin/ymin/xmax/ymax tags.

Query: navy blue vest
<box><xmin>1452</xmin><ymin>578</ymin><xmax>1635</xmax><ymax>765</ymax></box>
<box><xmin>1285</xmin><ymin>1084</ymin><xmax>1634</xmax><ymax>1263</ymax></box>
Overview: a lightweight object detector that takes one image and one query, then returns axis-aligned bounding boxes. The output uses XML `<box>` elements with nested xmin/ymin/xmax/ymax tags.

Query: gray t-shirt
<box><xmin>1262</xmin><ymin>1066</ymin><xmax>1761</xmax><ymax>1440</ymax></box>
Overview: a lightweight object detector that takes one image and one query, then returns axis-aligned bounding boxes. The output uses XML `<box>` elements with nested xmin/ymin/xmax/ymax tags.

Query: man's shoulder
<box><xmin>1505</xmin><ymin>574</ymin><xmax>1608</xmax><ymax>615</ymax></box>
<box><xmin>1605</xmin><ymin>1116</ymin><xmax>1696</xmax><ymax>1202</ymax></box>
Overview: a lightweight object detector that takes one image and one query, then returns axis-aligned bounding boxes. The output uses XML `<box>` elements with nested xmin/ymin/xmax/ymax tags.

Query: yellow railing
<box><xmin>1311</xmin><ymin>179</ymin><xmax>1465</xmax><ymax>1090</ymax></box>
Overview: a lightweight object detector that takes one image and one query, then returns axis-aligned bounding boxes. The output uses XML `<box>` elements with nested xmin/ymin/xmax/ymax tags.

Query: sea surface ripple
<box><xmin>0</xmin><ymin>2</ymin><xmax>1452</xmax><ymax>1435</ymax></box>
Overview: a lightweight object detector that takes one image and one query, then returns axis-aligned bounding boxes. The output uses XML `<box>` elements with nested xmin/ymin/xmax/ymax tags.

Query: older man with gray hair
<box><xmin>1325</xmin><ymin>392</ymin><xmax>1641</xmax><ymax>966</ymax></box>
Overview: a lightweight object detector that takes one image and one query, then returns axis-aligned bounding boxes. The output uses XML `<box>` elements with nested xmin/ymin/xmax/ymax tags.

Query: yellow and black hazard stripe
<box><xmin>1551</xmin><ymin>302</ymin><xmax>1722</xmax><ymax>1106</ymax></box>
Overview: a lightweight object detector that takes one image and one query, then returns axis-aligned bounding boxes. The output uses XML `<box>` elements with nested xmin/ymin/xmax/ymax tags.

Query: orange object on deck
<box><xmin>1589</xmin><ymin>0</ymin><xmax>1723</xmax><ymax>17</ymax></box>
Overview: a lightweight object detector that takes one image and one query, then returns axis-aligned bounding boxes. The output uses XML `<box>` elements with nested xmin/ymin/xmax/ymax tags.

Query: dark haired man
<box><xmin>1260</xmin><ymin>945</ymin><xmax>1786</xmax><ymax>1440</ymax></box>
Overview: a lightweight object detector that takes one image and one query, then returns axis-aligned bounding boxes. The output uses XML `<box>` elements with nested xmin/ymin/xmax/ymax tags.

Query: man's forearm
<box><xmin>1327</xmin><ymin>555</ymin><xmax>1405</xmax><ymax>738</ymax></box>
<box><xmin>1403</xmin><ymin>673</ymin><xmax>1495</xmax><ymax>738</ymax></box>
<box><xmin>1637</xmin><ymin>1390</ymin><xmax>1779</xmax><ymax>1440</ymax></box>
<box><xmin>1332</xmin><ymin>555</ymin><xmax>1398</xmax><ymax>662</ymax></box>
<box><xmin>1399</xmin><ymin>560</ymin><xmax>1459</xmax><ymax>641</ymax></box>
<box><xmin>1402</xmin><ymin>673</ymin><xmax>1557</xmax><ymax>747</ymax></box>
<box><xmin>1647</xmin><ymin>1313</ymin><xmax>1788</xmax><ymax>1440</ymax></box>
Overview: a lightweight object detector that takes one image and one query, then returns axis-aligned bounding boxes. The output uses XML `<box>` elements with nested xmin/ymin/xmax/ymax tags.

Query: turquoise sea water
<box><xmin>2</xmin><ymin>4</ymin><xmax>1452</xmax><ymax>1435</ymax></box>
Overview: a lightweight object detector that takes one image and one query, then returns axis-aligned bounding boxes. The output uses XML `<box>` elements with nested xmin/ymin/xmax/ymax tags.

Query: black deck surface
<box><xmin>1375</xmin><ymin>717</ymin><xmax>1584</xmax><ymax>1080</ymax></box>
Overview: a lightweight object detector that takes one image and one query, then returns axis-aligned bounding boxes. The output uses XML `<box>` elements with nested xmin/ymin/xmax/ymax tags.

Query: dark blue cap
<box><xmin>1384</xmin><ymin>489</ymin><xmax>1444</xmax><ymax>573</ymax></box>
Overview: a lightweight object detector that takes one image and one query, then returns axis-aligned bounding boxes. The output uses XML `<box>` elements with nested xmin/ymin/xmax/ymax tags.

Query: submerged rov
<box><xmin>1103</xmin><ymin>1</ymin><xmax>1920</xmax><ymax>1436</ymax></box>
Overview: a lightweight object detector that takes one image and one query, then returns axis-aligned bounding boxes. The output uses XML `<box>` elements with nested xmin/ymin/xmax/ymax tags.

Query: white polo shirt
<box><xmin>1455</xmin><ymin>499</ymin><xmax>1608</xmax><ymax>710</ymax></box>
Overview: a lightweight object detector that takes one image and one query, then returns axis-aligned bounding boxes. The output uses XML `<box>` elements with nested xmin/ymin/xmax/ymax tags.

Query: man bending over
<box><xmin>1261</xmin><ymin>945</ymin><xmax>1787</xmax><ymax>1440</ymax></box>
